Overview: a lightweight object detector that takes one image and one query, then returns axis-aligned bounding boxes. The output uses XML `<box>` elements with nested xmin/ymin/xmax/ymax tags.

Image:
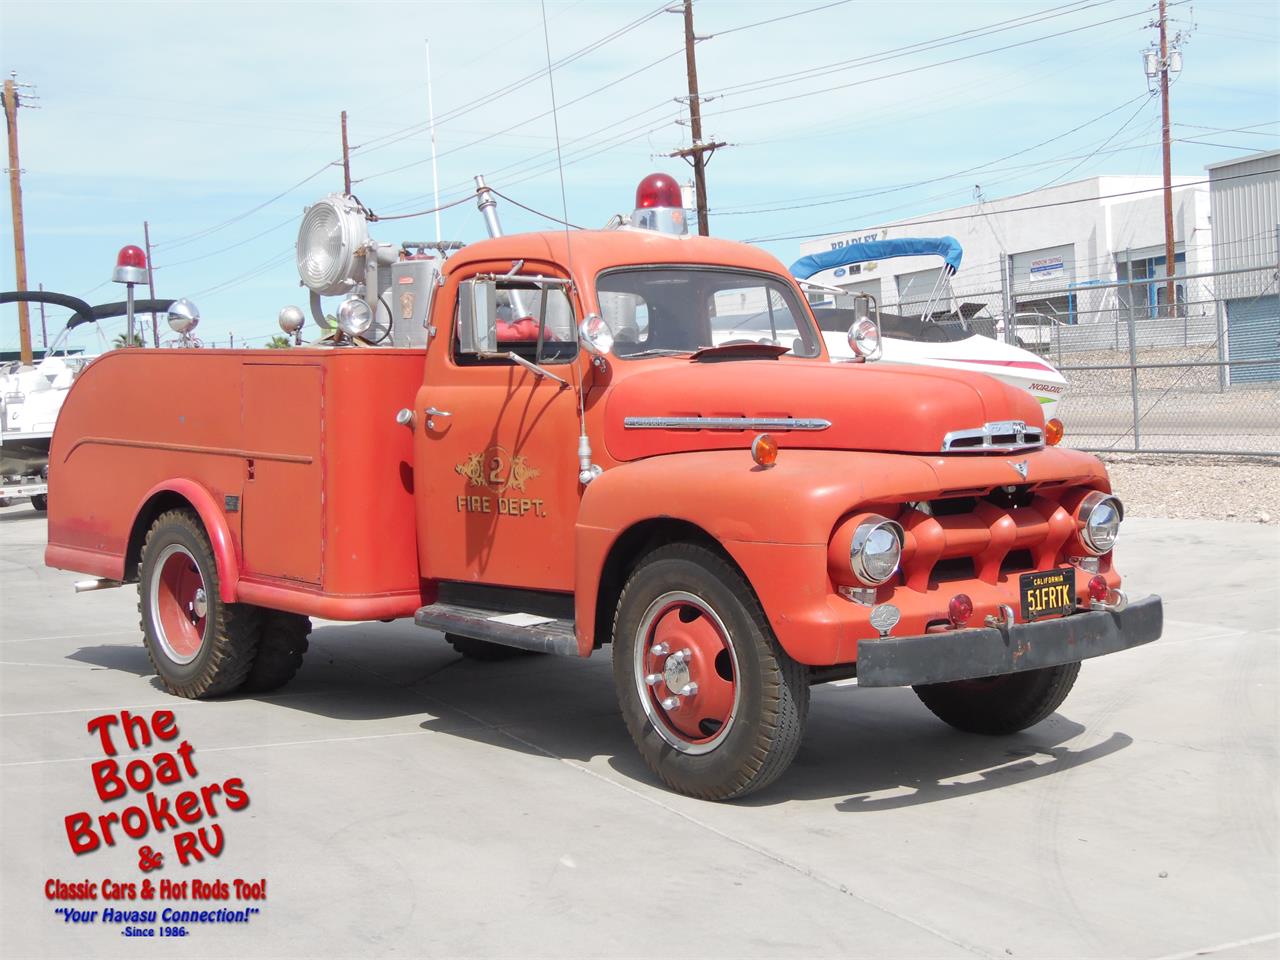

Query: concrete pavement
<box><xmin>1</xmin><ymin>503</ymin><xmax>1276</xmax><ymax>959</ymax></box>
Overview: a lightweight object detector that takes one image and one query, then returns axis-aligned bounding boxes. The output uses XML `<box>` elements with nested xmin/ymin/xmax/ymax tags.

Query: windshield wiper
<box><xmin>618</xmin><ymin>348</ymin><xmax>691</xmax><ymax>358</ymax></box>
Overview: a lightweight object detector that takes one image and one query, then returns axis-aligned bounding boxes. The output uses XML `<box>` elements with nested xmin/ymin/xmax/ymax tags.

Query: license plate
<box><xmin>1019</xmin><ymin>568</ymin><xmax>1074</xmax><ymax>621</ymax></box>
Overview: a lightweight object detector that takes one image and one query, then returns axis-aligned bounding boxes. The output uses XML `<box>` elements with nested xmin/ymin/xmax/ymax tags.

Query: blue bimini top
<box><xmin>788</xmin><ymin>236</ymin><xmax>964</xmax><ymax>279</ymax></box>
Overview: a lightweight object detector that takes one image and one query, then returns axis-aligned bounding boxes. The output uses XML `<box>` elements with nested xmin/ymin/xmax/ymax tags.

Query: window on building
<box><xmin>1116</xmin><ymin>252</ymin><xmax>1186</xmax><ymax>320</ymax></box>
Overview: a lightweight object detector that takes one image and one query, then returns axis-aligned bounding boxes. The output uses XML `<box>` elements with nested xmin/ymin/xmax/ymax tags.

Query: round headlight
<box><xmin>848</xmin><ymin>317</ymin><xmax>881</xmax><ymax>360</ymax></box>
<box><xmin>336</xmin><ymin>296</ymin><xmax>373</xmax><ymax>337</ymax></box>
<box><xmin>850</xmin><ymin>515</ymin><xmax>904</xmax><ymax>585</ymax></box>
<box><xmin>296</xmin><ymin>194</ymin><xmax>369</xmax><ymax>296</ymax></box>
<box><xmin>579</xmin><ymin>313</ymin><xmax>614</xmax><ymax>356</ymax></box>
<box><xmin>1078</xmin><ymin>492</ymin><xmax>1123</xmax><ymax>554</ymax></box>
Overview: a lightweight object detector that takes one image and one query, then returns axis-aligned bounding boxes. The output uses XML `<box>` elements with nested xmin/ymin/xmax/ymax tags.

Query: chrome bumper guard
<box><xmin>854</xmin><ymin>595</ymin><xmax>1163</xmax><ymax>688</ymax></box>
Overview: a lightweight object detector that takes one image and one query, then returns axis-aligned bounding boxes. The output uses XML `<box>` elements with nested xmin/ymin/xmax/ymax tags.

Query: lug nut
<box><xmin>645</xmin><ymin>673</ymin><xmax>663</xmax><ymax>686</ymax></box>
<box><xmin>651</xmin><ymin>643</ymin><xmax>670</xmax><ymax>656</ymax></box>
<box><xmin>660</xmin><ymin>696</ymin><xmax>681</xmax><ymax>710</ymax></box>
<box><xmin>678</xmin><ymin>682</ymin><xmax>698</xmax><ymax>697</ymax></box>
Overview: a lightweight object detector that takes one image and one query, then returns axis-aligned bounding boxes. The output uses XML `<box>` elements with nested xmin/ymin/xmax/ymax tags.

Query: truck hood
<box><xmin>601</xmin><ymin>359</ymin><xmax>1044</xmax><ymax>462</ymax></box>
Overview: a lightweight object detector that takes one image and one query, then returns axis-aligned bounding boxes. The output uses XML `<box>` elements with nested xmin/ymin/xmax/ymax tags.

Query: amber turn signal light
<box><xmin>1045</xmin><ymin>418</ymin><xmax>1064</xmax><ymax>446</ymax></box>
<box><xmin>751</xmin><ymin>433</ymin><xmax>778</xmax><ymax>467</ymax></box>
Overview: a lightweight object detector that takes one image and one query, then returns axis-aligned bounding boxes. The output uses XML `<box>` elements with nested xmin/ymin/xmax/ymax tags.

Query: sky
<box><xmin>1</xmin><ymin>0</ymin><xmax>1277</xmax><ymax>352</ymax></box>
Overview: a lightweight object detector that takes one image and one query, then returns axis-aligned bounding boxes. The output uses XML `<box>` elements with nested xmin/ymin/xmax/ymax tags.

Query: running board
<box><xmin>414</xmin><ymin>602</ymin><xmax>580</xmax><ymax>656</ymax></box>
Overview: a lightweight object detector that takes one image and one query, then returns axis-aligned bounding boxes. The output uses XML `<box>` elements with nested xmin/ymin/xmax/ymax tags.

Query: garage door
<box><xmin>1227</xmin><ymin>295</ymin><xmax>1280</xmax><ymax>384</ymax></box>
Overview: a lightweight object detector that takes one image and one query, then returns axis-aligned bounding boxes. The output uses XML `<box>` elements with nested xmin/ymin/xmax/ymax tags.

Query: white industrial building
<box><xmin>798</xmin><ymin>175</ymin><xmax>1213</xmax><ymax>325</ymax></box>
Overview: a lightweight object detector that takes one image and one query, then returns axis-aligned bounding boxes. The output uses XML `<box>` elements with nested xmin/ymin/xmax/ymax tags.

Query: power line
<box><xmin>153</xmin><ymin>161</ymin><xmax>334</xmax><ymax>251</ymax></box>
<box><xmin>354</xmin><ymin>49</ymin><xmax>683</xmax><ymax>184</ymax></box>
<box><xmin>712</xmin><ymin>92</ymin><xmax>1157</xmax><ymax>216</ymax></box>
<box><xmin>742</xmin><ymin>168</ymin><xmax>1268</xmax><ymax>244</ymax></box>
<box><xmin>349</xmin><ymin>2</ymin><xmax>671</xmax><ymax>160</ymax></box>
<box><xmin>705</xmin><ymin>0</ymin><xmax>1118</xmax><ymax>98</ymax></box>
<box><xmin>703</xmin><ymin>2</ymin><xmax>1188</xmax><ymax>121</ymax></box>
<box><xmin>709</xmin><ymin>0</ymin><xmax>857</xmax><ymax>38</ymax></box>
<box><xmin>1031</xmin><ymin>92</ymin><xmax>1158</xmax><ymax>190</ymax></box>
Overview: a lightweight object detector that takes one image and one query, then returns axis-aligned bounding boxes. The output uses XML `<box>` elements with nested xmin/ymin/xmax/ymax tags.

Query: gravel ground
<box><xmin>1099</xmin><ymin>453</ymin><xmax>1280</xmax><ymax>525</ymax></box>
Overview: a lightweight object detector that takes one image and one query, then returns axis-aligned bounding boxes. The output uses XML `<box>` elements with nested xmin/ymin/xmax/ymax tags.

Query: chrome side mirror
<box><xmin>458</xmin><ymin>278</ymin><xmax>497</xmax><ymax>353</ymax></box>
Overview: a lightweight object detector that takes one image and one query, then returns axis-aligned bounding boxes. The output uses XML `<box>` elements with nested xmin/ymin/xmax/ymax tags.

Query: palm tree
<box><xmin>112</xmin><ymin>331</ymin><xmax>143</xmax><ymax>349</ymax></box>
<box><xmin>265</xmin><ymin>335</ymin><xmax>293</xmax><ymax>349</ymax></box>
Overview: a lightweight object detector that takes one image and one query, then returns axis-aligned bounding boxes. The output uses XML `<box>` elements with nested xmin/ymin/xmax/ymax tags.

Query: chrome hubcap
<box><xmin>633</xmin><ymin>591</ymin><xmax>740</xmax><ymax>755</ymax></box>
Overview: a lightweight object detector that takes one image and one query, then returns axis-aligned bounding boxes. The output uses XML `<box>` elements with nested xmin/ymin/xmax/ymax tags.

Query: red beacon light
<box><xmin>113</xmin><ymin>245</ymin><xmax>148</xmax><ymax>285</ymax></box>
<box><xmin>631</xmin><ymin>173</ymin><xmax>688</xmax><ymax>236</ymax></box>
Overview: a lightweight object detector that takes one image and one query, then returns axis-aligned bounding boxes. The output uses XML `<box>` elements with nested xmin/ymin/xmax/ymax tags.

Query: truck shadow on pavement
<box><xmin>68</xmin><ymin>623</ymin><xmax>1133</xmax><ymax>808</ymax></box>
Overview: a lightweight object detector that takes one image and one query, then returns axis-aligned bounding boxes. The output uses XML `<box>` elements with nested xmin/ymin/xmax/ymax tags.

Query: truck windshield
<box><xmin>597</xmin><ymin>268</ymin><xmax>821</xmax><ymax>359</ymax></box>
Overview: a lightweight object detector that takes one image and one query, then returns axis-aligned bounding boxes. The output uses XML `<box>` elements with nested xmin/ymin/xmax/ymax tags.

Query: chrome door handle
<box><xmin>424</xmin><ymin>406</ymin><xmax>451</xmax><ymax>430</ymax></box>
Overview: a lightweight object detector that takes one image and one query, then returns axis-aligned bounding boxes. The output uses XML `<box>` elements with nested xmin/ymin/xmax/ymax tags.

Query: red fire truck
<box><xmin>44</xmin><ymin>176</ymin><xmax>1161</xmax><ymax>800</ymax></box>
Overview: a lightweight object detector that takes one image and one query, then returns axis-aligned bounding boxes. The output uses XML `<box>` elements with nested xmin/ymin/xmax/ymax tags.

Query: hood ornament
<box><xmin>1010</xmin><ymin>460</ymin><xmax>1029</xmax><ymax>480</ymax></box>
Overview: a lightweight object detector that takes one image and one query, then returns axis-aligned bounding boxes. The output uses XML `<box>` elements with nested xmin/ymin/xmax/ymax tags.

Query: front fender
<box><xmin>573</xmin><ymin>447</ymin><xmax>1110</xmax><ymax>663</ymax></box>
<box><xmin>573</xmin><ymin>449</ymin><xmax>929</xmax><ymax>660</ymax></box>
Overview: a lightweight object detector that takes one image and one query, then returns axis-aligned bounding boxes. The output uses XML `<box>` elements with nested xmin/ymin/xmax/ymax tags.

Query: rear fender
<box><xmin>131</xmin><ymin>479</ymin><xmax>240</xmax><ymax>603</ymax></box>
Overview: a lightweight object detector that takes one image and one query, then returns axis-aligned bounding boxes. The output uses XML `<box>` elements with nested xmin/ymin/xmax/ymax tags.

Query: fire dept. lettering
<box><xmin>456</xmin><ymin>495</ymin><xmax>546</xmax><ymax>518</ymax></box>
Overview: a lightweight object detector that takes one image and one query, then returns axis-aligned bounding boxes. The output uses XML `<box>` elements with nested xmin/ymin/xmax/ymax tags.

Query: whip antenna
<box><xmin>539</xmin><ymin>0</ymin><xmax>598</xmax><ymax>485</ymax></box>
<box><xmin>426</xmin><ymin>39</ymin><xmax>442</xmax><ymax>244</ymax></box>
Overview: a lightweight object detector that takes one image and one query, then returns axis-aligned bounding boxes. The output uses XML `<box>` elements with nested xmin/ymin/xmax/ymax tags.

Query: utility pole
<box><xmin>340</xmin><ymin>110</ymin><xmax>352</xmax><ymax>195</ymax></box>
<box><xmin>667</xmin><ymin>0</ymin><xmax>726</xmax><ymax>236</ymax></box>
<box><xmin>144</xmin><ymin>220</ymin><xmax>158</xmax><ymax>347</ymax></box>
<box><xmin>1157</xmin><ymin>0</ymin><xmax>1175</xmax><ymax>317</ymax></box>
<box><xmin>1140</xmin><ymin>0</ymin><xmax>1186</xmax><ymax>317</ymax></box>
<box><xmin>3</xmin><ymin>73</ymin><xmax>33</xmax><ymax>365</ymax></box>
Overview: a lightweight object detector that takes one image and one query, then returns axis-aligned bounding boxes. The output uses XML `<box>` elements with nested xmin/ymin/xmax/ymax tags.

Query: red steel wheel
<box><xmin>149</xmin><ymin>543</ymin><xmax>209</xmax><ymax>665</ymax></box>
<box><xmin>634</xmin><ymin>591</ymin><xmax>740</xmax><ymax>755</ymax></box>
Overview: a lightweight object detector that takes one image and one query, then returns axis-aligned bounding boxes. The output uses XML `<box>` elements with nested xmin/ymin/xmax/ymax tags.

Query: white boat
<box><xmin>712</xmin><ymin>237</ymin><xmax>1068</xmax><ymax>419</ymax></box>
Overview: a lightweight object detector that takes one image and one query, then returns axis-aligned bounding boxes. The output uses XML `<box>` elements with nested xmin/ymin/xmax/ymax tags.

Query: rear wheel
<box><xmin>913</xmin><ymin>663</ymin><xmax>1081</xmax><ymax>735</ymax></box>
<box><xmin>242</xmin><ymin>611</ymin><xmax>311</xmax><ymax>692</ymax></box>
<box><xmin>612</xmin><ymin>543</ymin><xmax>808</xmax><ymax>801</ymax></box>
<box><xmin>30</xmin><ymin>494</ymin><xmax>47</xmax><ymax>512</ymax></box>
<box><xmin>138</xmin><ymin>509</ymin><xmax>262</xmax><ymax>699</ymax></box>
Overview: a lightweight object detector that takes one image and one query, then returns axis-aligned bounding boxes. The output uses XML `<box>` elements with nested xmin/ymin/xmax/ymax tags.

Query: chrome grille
<box><xmin>941</xmin><ymin>420</ymin><xmax>1044</xmax><ymax>452</ymax></box>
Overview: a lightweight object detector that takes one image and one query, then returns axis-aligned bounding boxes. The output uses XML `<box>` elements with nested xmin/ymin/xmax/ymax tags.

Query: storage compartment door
<box><xmin>241</xmin><ymin>364</ymin><xmax>324</xmax><ymax>584</ymax></box>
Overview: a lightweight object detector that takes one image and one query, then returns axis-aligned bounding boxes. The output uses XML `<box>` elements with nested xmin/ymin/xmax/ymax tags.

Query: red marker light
<box><xmin>112</xmin><ymin>244</ymin><xmax>148</xmax><ymax>285</ymax></box>
<box><xmin>116</xmin><ymin>245</ymin><xmax>147</xmax><ymax>269</ymax></box>
<box><xmin>635</xmin><ymin>173</ymin><xmax>682</xmax><ymax>210</ymax></box>
<box><xmin>1088</xmin><ymin>575</ymin><xmax>1109</xmax><ymax>603</ymax></box>
<box><xmin>948</xmin><ymin>593</ymin><xmax>974</xmax><ymax>627</ymax></box>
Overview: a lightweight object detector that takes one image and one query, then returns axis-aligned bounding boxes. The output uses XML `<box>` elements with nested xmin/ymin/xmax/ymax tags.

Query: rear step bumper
<box><xmin>415</xmin><ymin>602</ymin><xmax>579</xmax><ymax>656</ymax></box>
<box><xmin>854</xmin><ymin>595</ymin><xmax>1163</xmax><ymax>688</ymax></box>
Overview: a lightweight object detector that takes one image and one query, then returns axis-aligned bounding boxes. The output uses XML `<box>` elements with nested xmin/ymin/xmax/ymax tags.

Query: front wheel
<box><xmin>612</xmin><ymin>543</ymin><xmax>808</xmax><ymax>801</ymax></box>
<box><xmin>138</xmin><ymin>509</ymin><xmax>262</xmax><ymax>699</ymax></box>
<box><xmin>30</xmin><ymin>494</ymin><xmax>47</xmax><ymax>512</ymax></box>
<box><xmin>913</xmin><ymin>662</ymin><xmax>1081</xmax><ymax>735</ymax></box>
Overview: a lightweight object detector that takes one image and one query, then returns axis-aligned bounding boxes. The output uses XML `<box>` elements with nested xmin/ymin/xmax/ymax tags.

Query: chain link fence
<box><xmin>899</xmin><ymin>260</ymin><xmax>1280</xmax><ymax>457</ymax></box>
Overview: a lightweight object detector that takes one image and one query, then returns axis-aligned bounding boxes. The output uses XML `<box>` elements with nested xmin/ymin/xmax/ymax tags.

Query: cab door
<box><xmin>414</xmin><ymin>264</ymin><xmax>584</xmax><ymax>592</ymax></box>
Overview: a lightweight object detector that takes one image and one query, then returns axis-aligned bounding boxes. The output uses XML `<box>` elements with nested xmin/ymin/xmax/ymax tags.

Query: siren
<box><xmin>630</xmin><ymin>173</ymin><xmax>688</xmax><ymax>236</ymax></box>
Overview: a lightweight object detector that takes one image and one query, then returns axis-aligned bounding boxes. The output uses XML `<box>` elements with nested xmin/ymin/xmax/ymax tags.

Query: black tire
<box><xmin>30</xmin><ymin>494</ymin><xmax>47</xmax><ymax>512</ymax></box>
<box><xmin>138</xmin><ymin>509</ymin><xmax>262</xmax><ymax>699</ymax></box>
<box><xmin>445</xmin><ymin>633</ymin><xmax>532</xmax><ymax>661</ymax></box>
<box><xmin>611</xmin><ymin>542</ymin><xmax>808</xmax><ymax>801</ymax></box>
<box><xmin>241</xmin><ymin>611</ymin><xmax>311</xmax><ymax>693</ymax></box>
<box><xmin>913</xmin><ymin>662</ymin><xmax>1081</xmax><ymax>735</ymax></box>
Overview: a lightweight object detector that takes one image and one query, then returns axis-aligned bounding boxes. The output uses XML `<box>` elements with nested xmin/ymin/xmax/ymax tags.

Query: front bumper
<box><xmin>854</xmin><ymin>595</ymin><xmax>1162</xmax><ymax>687</ymax></box>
